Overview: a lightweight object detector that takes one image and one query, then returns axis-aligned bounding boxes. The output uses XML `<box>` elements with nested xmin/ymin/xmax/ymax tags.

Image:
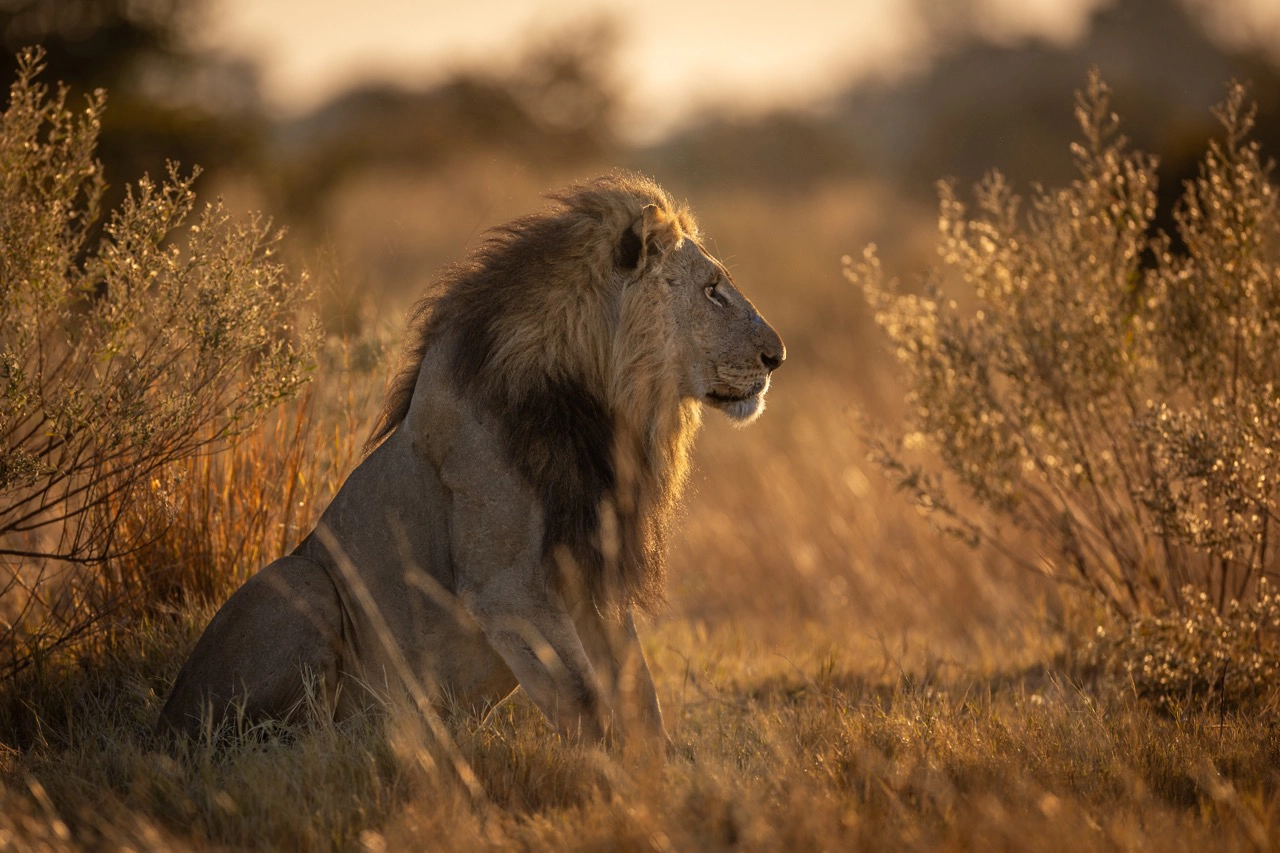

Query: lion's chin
<box><xmin>705</xmin><ymin>380</ymin><xmax>769</xmax><ymax>426</ymax></box>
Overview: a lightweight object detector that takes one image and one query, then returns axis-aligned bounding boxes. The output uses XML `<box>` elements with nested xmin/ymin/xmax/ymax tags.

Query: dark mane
<box><xmin>365</xmin><ymin>172</ymin><xmax>692</xmax><ymax>453</ymax></box>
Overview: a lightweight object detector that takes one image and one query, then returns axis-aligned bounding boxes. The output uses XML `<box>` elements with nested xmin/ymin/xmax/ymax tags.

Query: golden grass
<box><xmin>1</xmin><ymin>167</ymin><xmax>1277</xmax><ymax>850</ymax></box>
<box><xmin>1</xmin><ymin>615</ymin><xmax>1277</xmax><ymax>851</ymax></box>
<box><xmin>110</xmin><ymin>339</ymin><xmax>380</xmax><ymax>613</ymax></box>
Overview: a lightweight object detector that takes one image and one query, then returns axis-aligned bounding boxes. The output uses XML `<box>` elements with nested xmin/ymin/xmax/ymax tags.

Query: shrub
<box><xmin>1100</xmin><ymin>579</ymin><xmax>1280</xmax><ymax>712</ymax></box>
<box><xmin>0</xmin><ymin>49</ymin><xmax>317</xmax><ymax>678</ymax></box>
<box><xmin>847</xmin><ymin>73</ymin><xmax>1280</xmax><ymax>702</ymax></box>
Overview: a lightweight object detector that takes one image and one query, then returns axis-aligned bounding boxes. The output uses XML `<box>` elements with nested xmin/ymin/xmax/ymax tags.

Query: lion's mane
<box><xmin>366</xmin><ymin>173</ymin><xmax>704</xmax><ymax>612</ymax></box>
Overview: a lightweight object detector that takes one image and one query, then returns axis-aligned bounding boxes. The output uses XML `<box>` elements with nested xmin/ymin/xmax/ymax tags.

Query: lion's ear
<box><xmin>615</xmin><ymin>223</ymin><xmax>643</xmax><ymax>270</ymax></box>
<box><xmin>617</xmin><ymin>204</ymin><xmax>680</xmax><ymax>274</ymax></box>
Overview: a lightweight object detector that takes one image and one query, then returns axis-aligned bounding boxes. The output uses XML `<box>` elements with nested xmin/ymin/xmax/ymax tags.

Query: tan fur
<box><xmin>159</xmin><ymin>173</ymin><xmax>785</xmax><ymax>748</ymax></box>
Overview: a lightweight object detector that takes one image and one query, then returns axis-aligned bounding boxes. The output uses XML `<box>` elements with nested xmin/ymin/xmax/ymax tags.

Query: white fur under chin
<box><xmin>714</xmin><ymin>390</ymin><xmax>766</xmax><ymax>426</ymax></box>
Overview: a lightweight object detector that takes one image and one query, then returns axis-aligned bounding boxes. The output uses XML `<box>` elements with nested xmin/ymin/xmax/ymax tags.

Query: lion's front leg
<box><xmin>469</xmin><ymin>592</ymin><xmax>611</xmax><ymax>743</ymax></box>
<box><xmin>574</xmin><ymin>606</ymin><xmax>667</xmax><ymax>751</ymax></box>
<box><xmin>429</xmin><ymin>382</ymin><xmax>617</xmax><ymax>744</ymax></box>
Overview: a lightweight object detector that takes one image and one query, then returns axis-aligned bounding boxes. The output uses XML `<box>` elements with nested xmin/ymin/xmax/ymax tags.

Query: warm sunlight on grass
<box><xmin>2</xmin><ymin>617</ymin><xmax>1276</xmax><ymax>850</ymax></box>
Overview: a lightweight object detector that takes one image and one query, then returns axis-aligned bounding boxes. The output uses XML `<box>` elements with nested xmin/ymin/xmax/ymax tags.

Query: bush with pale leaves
<box><xmin>848</xmin><ymin>73</ymin><xmax>1280</xmax><ymax>703</ymax></box>
<box><xmin>0</xmin><ymin>49</ymin><xmax>317</xmax><ymax>678</ymax></box>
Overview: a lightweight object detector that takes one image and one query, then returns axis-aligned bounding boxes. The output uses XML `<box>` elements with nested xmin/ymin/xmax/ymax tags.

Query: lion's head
<box><xmin>611</xmin><ymin>203</ymin><xmax>784</xmax><ymax>427</ymax></box>
<box><xmin>367</xmin><ymin>173</ymin><xmax>784</xmax><ymax>611</ymax></box>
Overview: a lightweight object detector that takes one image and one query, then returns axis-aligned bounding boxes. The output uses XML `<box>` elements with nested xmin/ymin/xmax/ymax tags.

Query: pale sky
<box><xmin>200</xmin><ymin>0</ymin><xmax>1280</xmax><ymax>138</ymax></box>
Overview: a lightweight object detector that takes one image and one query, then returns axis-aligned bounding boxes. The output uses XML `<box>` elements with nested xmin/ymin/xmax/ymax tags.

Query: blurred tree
<box><xmin>1</xmin><ymin>0</ymin><xmax>198</xmax><ymax>90</ymax></box>
<box><xmin>836</xmin><ymin>0</ymin><xmax>1280</xmax><ymax>242</ymax></box>
<box><xmin>1</xmin><ymin>0</ymin><xmax>265</xmax><ymax>206</ymax></box>
<box><xmin>270</xmin><ymin>18</ymin><xmax>622</xmax><ymax>223</ymax></box>
<box><xmin>641</xmin><ymin>110</ymin><xmax>866</xmax><ymax>192</ymax></box>
<box><xmin>510</xmin><ymin>18</ymin><xmax>619</xmax><ymax>144</ymax></box>
<box><xmin>647</xmin><ymin>0</ymin><xmax>1280</xmax><ymax>237</ymax></box>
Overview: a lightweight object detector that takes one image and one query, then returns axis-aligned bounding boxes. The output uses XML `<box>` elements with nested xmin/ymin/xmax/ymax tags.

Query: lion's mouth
<box><xmin>706</xmin><ymin>390</ymin><xmax>754</xmax><ymax>404</ymax></box>
<box><xmin>704</xmin><ymin>379</ymin><xmax>769</xmax><ymax>424</ymax></box>
<box><xmin>706</xmin><ymin>379</ymin><xmax>767</xmax><ymax>404</ymax></box>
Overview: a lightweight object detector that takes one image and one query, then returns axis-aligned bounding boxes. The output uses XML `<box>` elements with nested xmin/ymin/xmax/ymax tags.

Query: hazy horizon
<box><xmin>200</xmin><ymin>0</ymin><xmax>1280</xmax><ymax>140</ymax></box>
<box><xmin>202</xmin><ymin>0</ymin><xmax>1122</xmax><ymax>139</ymax></box>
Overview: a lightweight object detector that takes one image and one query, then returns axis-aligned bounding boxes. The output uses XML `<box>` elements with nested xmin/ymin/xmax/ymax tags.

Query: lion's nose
<box><xmin>761</xmin><ymin>344</ymin><xmax>786</xmax><ymax>373</ymax></box>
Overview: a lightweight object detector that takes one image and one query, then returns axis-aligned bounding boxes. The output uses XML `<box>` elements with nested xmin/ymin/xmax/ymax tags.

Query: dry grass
<box><xmin>110</xmin><ymin>337</ymin><xmax>382</xmax><ymax>613</ymax></box>
<box><xmin>1</xmin><ymin>615</ymin><xmax>1278</xmax><ymax>851</ymax></box>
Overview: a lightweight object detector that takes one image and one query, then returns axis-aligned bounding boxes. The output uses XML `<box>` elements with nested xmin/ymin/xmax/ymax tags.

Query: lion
<box><xmin>159</xmin><ymin>173</ymin><xmax>785</xmax><ymax>746</ymax></box>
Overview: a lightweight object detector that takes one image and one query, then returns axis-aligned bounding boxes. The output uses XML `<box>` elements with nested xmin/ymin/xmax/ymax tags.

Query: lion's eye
<box><xmin>704</xmin><ymin>285</ymin><xmax>724</xmax><ymax>307</ymax></box>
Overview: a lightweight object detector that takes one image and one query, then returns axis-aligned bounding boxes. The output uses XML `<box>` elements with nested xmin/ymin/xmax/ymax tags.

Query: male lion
<box><xmin>159</xmin><ymin>173</ymin><xmax>785</xmax><ymax>746</ymax></box>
